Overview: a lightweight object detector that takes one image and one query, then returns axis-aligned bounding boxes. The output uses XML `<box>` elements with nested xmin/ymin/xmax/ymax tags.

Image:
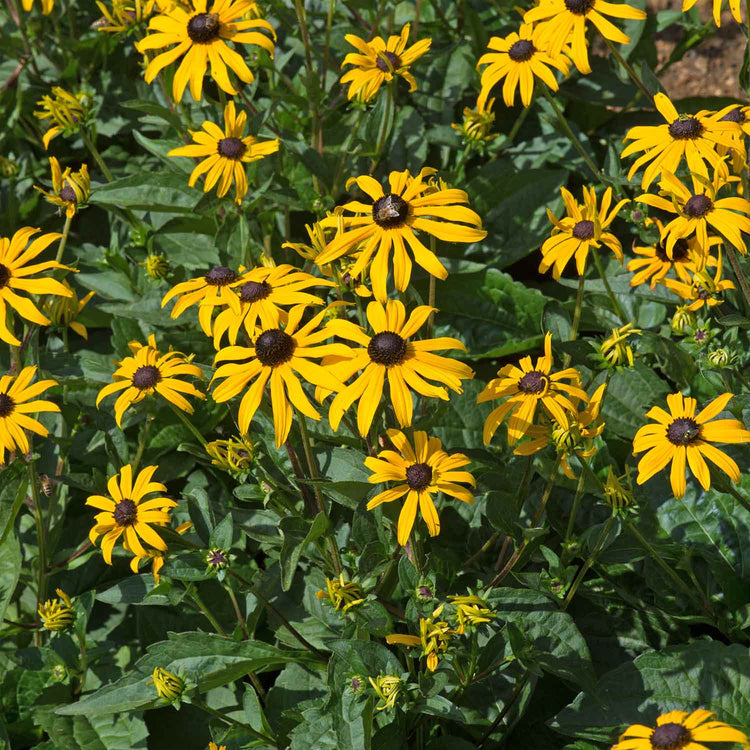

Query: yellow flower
<box><xmin>387</xmin><ymin>605</ymin><xmax>453</xmax><ymax>672</ymax></box>
<box><xmin>315</xmin><ymin>574</ymin><xmax>365</xmax><ymax>611</ymax></box>
<box><xmin>682</xmin><ymin>0</ymin><xmax>741</xmax><ymax>25</ymax></box>
<box><xmin>622</xmin><ymin>93</ymin><xmax>741</xmax><ymax>189</ymax></box>
<box><xmin>340</xmin><ymin>23</ymin><xmax>431</xmax><ymax>102</ymax></box>
<box><xmin>448</xmin><ymin>594</ymin><xmax>496</xmax><ymax>634</ymax></box>
<box><xmin>22</xmin><ymin>0</ymin><xmax>53</xmax><ymax>13</ymax></box>
<box><xmin>96</xmin><ymin>0</ymin><xmax>156</xmax><ymax>32</ymax></box>
<box><xmin>168</xmin><ymin>101</ymin><xmax>278</xmax><ymax>204</ymax></box>
<box><xmin>612</xmin><ymin>708</ymin><xmax>748</xmax><ymax>750</ymax></box>
<box><xmin>208</xmin><ymin>743</ymin><xmax>227</xmax><ymax>750</ymax></box>
<box><xmin>42</xmin><ymin>281</ymin><xmax>95</xmax><ymax>339</ymax></box>
<box><xmin>663</xmin><ymin>248</ymin><xmax>735</xmax><ymax>311</ymax></box>
<box><xmin>368</xmin><ymin>675</ymin><xmax>401</xmax><ymax>711</ymax></box>
<box><xmin>451</xmin><ymin>97</ymin><xmax>498</xmax><ymax>144</ymax></box>
<box><xmin>476</xmin><ymin>24</ymin><xmax>570</xmax><ymax>109</ymax></box>
<box><xmin>0</xmin><ymin>366</ymin><xmax>59</xmax><ymax>466</ymax></box>
<box><xmin>524</xmin><ymin>0</ymin><xmax>646</xmax><ymax>75</ymax></box>
<box><xmin>96</xmin><ymin>334</ymin><xmax>204</xmax><ymax>426</ymax></box>
<box><xmin>148</xmin><ymin>666</ymin><xmax>186</xmax><ymax>702</ymax></box>
<box><xmin>136</xmin><ymin>0</ymin><xmax>275</xmax><ymax>102</ymax></box>
<box><xmin>322</xmin><ymin>300</ymin><xmax>474</xmax><ymax>437</ymax></box>
<box><xmin>364</xmin><ymin>429</ymin><xmax>475</xmax><ymax>546</ymax></box>
<box><xmin>38</xmin><ymin>589</ymin><xmax>74</xmax><ymax>631</ymax></box>
<box><xmin>33</xmin><ymin>157</ymin><xmax>90</xmax><ymax>218</ymax></box>
<box><xmin>602</xmin><ymin>465</ymin><xmax>635</xmax><ymax>512</ymax></box>
<box><xmin>633</xmin><ymin>392</ymin><xmax>750</xmax><ymax>499</ymax></box>
<box><xmin>210</xmin><ymin>305</ymin><xmax>347</xmax><ymax>448</ymax></box>
<box><xmin>539</xmin><ymin>186</ymin><xmax>629</xmax><ymax>280</ymax></box>
<box><xmin>206</xmin><ymin>434</ymin><xmax>254</xmax><ymax>473</ymax></box>
<box><xmin>0</xmin><ymin>227</ymin><xmax>75</xmax><ymax>345</ymax></box>
<box><xmin>478</xmin><ymin>332</ymin><xmax>588</xmax><ymax>446</ymax></box>
<box><xmin>87</xmin><ymin>464</ymin><xmax>178</xmax><ymax>564</ymax></box>
<box><xmin>34</xmin><ymin>88</ymin><xmax>90</xmax><ymax>150</ymax></box>
<box><xmin>600</xmin><ymin>323</ymin><xmax>641</xmax><ymax>368</ymax></box>
<box><xmin>315</xmin><ymin>167</ymin><xmax>486</xmax><ymax>303</ymax></box>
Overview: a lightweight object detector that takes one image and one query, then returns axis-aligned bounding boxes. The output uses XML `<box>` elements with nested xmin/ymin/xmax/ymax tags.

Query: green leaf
<box><xmin>35</xmin><ymin>711</ymin><xmax>149</xmax><ymax>750</ymax></box>
<box><xmin>0</xmin><ymin>464</ymin><xmax>28</xmax><ymax>544</ymax></box>
<box><xmin>0</xmin><ymin>531</ymin><xmax>20</xmax><ymax>624</ymax></box>
<box><xmin>152</xmin><ymin>216</ymin><xmax>221</xmax><ymax>269</ymax></box>
<box><xmin>91</xmin><ymin>174</ymin><xmax>199</xmax><ymax>213</ymax></box>
<box><xmin>279</xmin><ymin>513</ymin><xmax>330</xmax><ymax>592</ymax></box>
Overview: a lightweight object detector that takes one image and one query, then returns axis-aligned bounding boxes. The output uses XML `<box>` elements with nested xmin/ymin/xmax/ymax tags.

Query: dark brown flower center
<box><xmin>572</xmin><ymin>220</ymin><xmax>595</xmax><ymax>240</ymax></box>
<box><xmin>240</xmin><ymin>280</ymin><xmax>272</xmax><ymax>303</ymax></box>
<box><xmin>518</xmin><ymin>370</ymin><xmax>547</xmax><ymax>394</ymax></box>
<box><xmin>207</xmin><ymin>548</ymin><xmax>228</xmax><ymax>566</ymax></box>
<box><xmin>406</xmin><ymin>462</ymin><xmax>433</xmax><ymax>490</ymax></box>
<box><xmin>508</xmin><ymin>39</ymin><xmax>535</xmax><ymax>62</ymax></box>
<box><xmin>0</xmin><ymin>264</ymin><xmax>10</xmax><ymax>289</ymax></box>
<box><xmin>694</xmin><ymin>329</ymin><xmax>707</xmax><ymax>342</ymax></box>
<box><xmin>684</xmin><ymin>194</ymin><xmax>712</xmax><ymax>218</ymax></box>
<box><xmin>655</xmin><ymin>237</ymin><xmax>688</xmax><ymax>262</ymax></box>
<box><xmin>205</xmin><ymin>266</ymin><xmax>238</xmax><ymax>286</ymax></box>
<box><xmin>666</xmin><ymin>417</ymin><xmax>700</xmax><ymax>445</ymax></box>
<box><xmin>254</xmin><ymin>329</ymin><xmax>295</xmax><ymax>367</ymax></box>
<box><xmin>721</xmin><ymin>106</ymin><xmax>745</xmax><ymax>123</ymax></box>
<box><xmin>187</xmin><ymin>12</ymin><xmax>220</xmax><ymax>43</ymax></box>
<box><xmin>218</xmin><ymin>137</ymin><xmax>247</xmax><ymax>160</ymax></box>
<box><xmin>367</xmin><ymin>331</ymin><xmax>407</xmax><ymax>366</ymax></box>
<box><xmin>376</xmin><ymin>51</ymin><xmax>401</xmax><ymax>71</ymax></box>
<box><xmin>668</xmin><ymin>117</ymin><xmax>703</xmax><ymax>140</ymax></box>
<box><xmin>0</xmin><ymin>393</ymin><xmax>14</xmax><ymax>418</ymax></box>
<box><xmin>132</xmin><ymin>365</ymin><xmax>161</xmax><ymax>390</ymax></box>
<box><xmin>113</xmin><ymin>498</ymin><xmax>138</xmax><ymax>527</ymax></box>
<box><xmin>564</xmin><ymin>0</ymin><xmax>594</xmax><ymax>13</ymax></box>
<box><xmin>650</xmin><ymin>722</ymin><xmax>691</xmax><ymax>750</ymax></box>
<box><xmin>59</xmin><ymin>186</ymin><xmax>77</xmax><ymax>203</ymax></box>
<box><xmin>372</xmin><ymin>194</ymin><xmax>410</xmax><ymax>229</ymax></box>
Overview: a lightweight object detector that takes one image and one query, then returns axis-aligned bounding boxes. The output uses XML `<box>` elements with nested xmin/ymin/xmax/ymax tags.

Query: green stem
<box><xmin>570</xmin><ymin>274</ymin><xmax>585</xmax><ymax>342</ymax></box>
<box><xmin>563</xmin><ymin>515</ymin><xmax>615</xmax><ymax>608</ymax></box>
<box><xmin>461</xmin><ymin>531</ymin><xmax>500</xmax><ymax>570</ymax></box>
<box><xmin>192</xmin><ymin>698</ymin><xmax>276</xmax><ymax>745</ymax></box>
<box><xmin>81</xmin><ymin>130</ymin><xmax>114</xmax><ymax>182</ymax></box>
<box><xmin>427</xmin><ymin>239</ymin><xmax>437</xmax><ymax>338</ymax></box>
<box><xmin>29</xmin><ymin>461</ymin><xmax>48</xmax><ymax>646</ymax></box>
<box><xmin>131</xmin><ymin>414</ymin><xmax>152</xmax><ymax>474</ymax></box>
<box><xmin>187</xmin><ymin>583</ymin><xmax>226</xmax><ymax>635</ymax></box>
<box><xmin>602</xmin><ymin>37</ymin><xmax>654</xmax><ymax>104</ymax></box>
<box><xmin>503</xmin><ymin>105</ymin><xmax>531</xmax><ymax>149</ymax></box>
<box><xmin>724</xmin><ymin>242</ymin><xmax>750</xmax><ymax>314</ymax></box>
<box><xmin>320</xmin><ymin>0</ymin><xmax>336</xmax><ymax>92</ymax></box>
<box><xmin>477</xmin><ymin>672</ymin><xmax>530</xmax><ymax>748</ymax></box>
<box><xmin>372</xmin><ymin>81</ymin><xmax>394</xmax><ymax>169</ymax></box>
<box><xmin>331</xmin><ymin>107</ymin><xmax>365</xmax><ymax>196</ymax></box>
<box><xmin>564</xmin><ymin>466</ymin><xmax>587</xmax><ymax>543</ymax></box>
<box><xmin>74</xmin><ymin>630</ymin><xmax>88</xmax><ymax>695</ymax></box>
<box><xmin>591</xmin><ymin>246</ymin><xmax>627</xmax><ymax>323</ymax></box>
<box><xmin>167</xmin><ymin>401</ymin><xmax>208</xmax><ymax>447</ymax></box>
<box><xmin>223</xmin><ymin>580</ymin><xmax>249</xmax><ymax>639</ymax></box>
<box><xmin>724</xmin><ymin>482</ymin><xmax>750</xmax><ymax>516</ymax></box>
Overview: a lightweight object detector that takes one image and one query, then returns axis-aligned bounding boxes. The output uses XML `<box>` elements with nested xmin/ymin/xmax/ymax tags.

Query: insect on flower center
<box><xmin>650</xmin><ymin>722</ymin><xmax>692</xmax><ymax>749</ymax></box>
<box><xmin>113</xmin><ymin>498</ymin><xmax>138</xmax><ymax>527</ymax></box>
<box><xmin>255</xmin><ymin>329</ymin><xmax>296</xmax><ymax>366</ymax></box>
<box><xmin>187</xmin><ymin>12</ymin><xmax>220</xmax><ymax>43</ymax></box>
<box><xmin>518</xmin><ymin>370</ymin><xmax>548</xmax><ymax>395</ymax></box>
<box><xmin>0</xmin><ymin>393</ymin><xmax>15</xmax><ymax>418</ymax></box>
<box><xmin>0</xmin><ymin>264</ymin><xmax>11</xmax><ymax>289</ymax></box>
<box><xmin>655</xmin><ymin>237</ymin><xmax>688</xmax><ymax>262</ymax></box>
<box><xmin>240</xmin><ymin>280</ymin><xmax>272</xmax><ymax>302</ymax></box>
<box><xmin>376</xmin><ymin>51</ymin><xmax>401</xmax><ymax>72</ymax></box>
<box><xmin>372</xmin><ymin>194</ymin><xmax>410</xmax><ymax>229</ymax></box>
<box><xmin>59</xmin><ymin>186</ymin><xmax>77</xmax><ymax>203</ymax></box>
<box><xmin>217</xmin><ymin>137</ymin><xmax>247</xmax><ymax>160</ymax></box>
<box><xmin>721</xmin><ymin>106</ymin><xmax>746</xmax><ymax>123</ymax></box>
<box><xmin>564</xmin><ymin>0</ymin><xmax>594</xmax><ymax>14</ymax></box>
<box><xmin>572</xmin><ymin>220</ymin><xmax>595</xmax><ymax>240</ymax></box>
<box><xmin>684</xmin><ymin>194</ymin><xmax>712</xmax><ymax>218</ymax></box>
<box><xmin>508</xmin><ymin>39</ymin><xmax>535</xmax><ymax>62</ymax></box>
<box><xmin>368</xmin><ymin>331</ymin><xmax>407</xmax><ymax>366</ymax></box>
<box><xmin>406</xmin><ymin>462</ymin><xmax>433</xmax><ymax>491</ymax></box>
<box><xmin>666</xmin><ymin>417</ymin><xmax>701</xmax><ymax>446</ymax></box>
<box><xmin>205</xmin><ymin>266</ymin><xmax>238</xmax><ymax>286</ymax></box>
<box><xmin>668</xmin><ymin>116</ymin><xmax>703</xmax><ymax>140</ymax></box>
<box><xmin>132</xmin><ymin>365</ymin><xmax>162</xmax><ymax>390</ymax></box>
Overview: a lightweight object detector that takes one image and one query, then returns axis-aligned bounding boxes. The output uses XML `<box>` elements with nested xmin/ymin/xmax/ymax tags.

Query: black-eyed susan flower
<box><xmin>211</xmin><ymin>305</ymin><xmax>347</xmax><ymax>448</ymax></box>
<box><xmin>87</xmin><ymin>464</ymin><xmax>178</xmax><ymax>564</ymax></box>
<box><xmin>315</xmin><ymin>167</ymin><xmax>486</xmax><ymax>303</ymax></box>
<box><xmin>33</xmin><ymin>157</ymin><xmax>90</xmax><ymax>218</ymax></box>
<box><xmin>206</xmin><ymin>434</ymin><xmax>254</xmax><ymax>473</ymax></box>
<box><xmin>136</xmin><ymin>0</ymin><xmax>275</xmax><ymax>102</ymax></box>
<box><xmin>316</xmin><ymin>574</ymin><xmax>365</xmax><ymax>611</ymax></box>
<box><xmin>612</xmin><ymin>708</ymin><xmax>748</xmax><ymax>750</ymax></box>
<box><xmin>600</xmin><ymin>323</ymin><xmax>641</xmax><ymax>368</ymax></box>
<box><xmin>96</xmin><ymin>334</ymin><xmax>204</xmax><ymax>426</ymax></box>
<box><xmin>167</xmin><ymin>101</ymin><xmax>279</xmax><ymax>204</ymax></box>
<box><xmin>208</xmin><ymin>264</ymin><xmax>334</xmax><ymax>347</ymax></box>
<box><xmin>0</xmin><ymin>366</ymin><xmax>59</xmax><ymax>465</ymax></box>
<box><xmin>0</xmin><ymin>227</ymin><xmax>75</xmax><ymax>345</ymax></box>
<box><xmin>364</xmin><ymin>429</ymin><xmax>475</xmax><ymax>546</ymax></box>
<box><xmin>38</xmin><ymin>589</ymin><xmax>74</xmax><ymax>631</ymax></box>
<box><xmin>476</xmin><ymin>24</ymin><xmax>570</xmax><ymax>109</ymax></box>
<box><xmin>22</xmin><ymin>0</ymin><xmax>53</xmax><ymax>13</ymax></box>
<box><xmin>148</xmin><ymin>666</ymin><xmax>186</xmax><ymax>703</ymax></box>
<box><xmin>340</xmin><ymin>23</ymin><xmax>431</xmax><ymax>102</ymax></box>
<box><xmin>524</xmin><ymin>0</ymin><xmax>646</xmax><ymax>75</ymax></box>
<box><xmin>539</xmin><ymin>186</ymin><xmax>629</xmax><ymax>280</ymax></box>
<box><xmin>603</xmin><ymin>465</ymin><xmax>636</xmax><ymax>512</ymax></box>
<box><xmin>96</xmin><ymin>0</ymin><xmax>156</xmax><ymax>32</ymax></box>
<box><xmin>633</xmin><ymin>392</ymin><xmax>750</xmax><ymax>499</ymax></box>
<box><xmin>42</xmin><ymin>281</ymin><xmax>95</xmax><ymax>339</ymax></box>
<box><xmin>447</xmin><ymin>594</ymin><xmax>496</xmax><ymax>634</ymax></box>
<box><xmin>714</xmin><ymin>105</ymin><xmax>750</xmax><ymax>175</ymax></box>
<box><xmin>663</xmin><ymin>250</ymin><xmax>735</xmax><ymax>311</ymax></box>
<box><xmin>322</xmin><ymin>300</ymin><xmax>474</xmax><ymax>436</ymax></box>
<box><xmin>451</xmin><ymin>97</ymin><xmax>498</xmax><ymax>144</ymax></box>
<box><xmin>682</xmin><ymin>0</ymin><xmax>741</xmax><ymax>25</ymax></box>
<box><xmin>387</xmin><ymin>605</ymin><xmax>453</xmax><ymax>671</ymax></box>
<box><xmin>621</xmin><ymin>94</ymin><xmax>740</xmax><ymax>189</ymax></box>
<box><xmin>369</xmin><ymin>675</ymin><xmax>401</xmax><ymax>711</ymax></box>
<box><xmin>34</xmin><ymin>88</ymin><xmax>90</xmax><ymax>150</ymax></box>
<box><xmin>478</xmin><ymin>332</ymin><xmax>587</xmax><ymax>446</ymax></box>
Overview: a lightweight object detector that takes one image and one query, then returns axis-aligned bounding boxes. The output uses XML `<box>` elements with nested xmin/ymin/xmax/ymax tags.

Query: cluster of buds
<box><xmin>42</xmin><ymin>281</ymin><xmax>95</xmax><ymax>340</ymax></box>
<box><xmin>368</xmin><ymin>675</ymin><xmax>401</xmax><ymax>711</ymax></box>
<box><xmin>447</xmin><ymin>594</ymin><xmax>496</xmax><ymax>634</ymax></box>
<box><xmin>205</xmin><ymin>435</ymin><xmax>254</xmax><ymax>475</ymax></box>
<box><xmin>316</xmin><ymin>573</ymin><xmax>365</xmax><ymax>612</ymax></box>
<box><xmin>34</xmin><ymin>87</ymin><xmax>91</xmax><ymax>149</ymax></box>
<box><xmin>599</xmin><ymin>323</ymin><xmax>641</xmax><ymax>369</ymax></box>
<box><xmin>94</xmin><ymin>0</ymin><xmax>157</xmax><ymax>33</ymax></box>
<box><xmin>387</xmin><ymin>604</ymin><xmax>453</xmax><ymax>672</ymax></box>
<box><xmin>38</xmin><ymin>589</ymin><xmax>74</xmax><ymax>632</ymax></box>
<box><xmin>602</xmin><ymin>466</ymin><xmax>636</xmax><ymax>514</ymax></box>
<box><xmin>451</xmin><ymin>98</ymin><xmax>498</xmax><ymax>146</ymax></box>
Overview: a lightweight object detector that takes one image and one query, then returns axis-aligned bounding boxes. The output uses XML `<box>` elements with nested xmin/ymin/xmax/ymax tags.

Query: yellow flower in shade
<box><xmin>600</xmin><ymin>323</ymin><xmax>641</xmax><ymax>368</ymax></box>
<box><xmin>513</xmin><ymin>383</ymin><xmax>606</xmax><ymax>479</ymax></box>
<box><xmin>539</xmin><ymin>186</ymin><xmax>629</xmax><ymax>280</ymax></box>
<box><xmin>315</xmin><ymin>573</ymin><xmax>365</xmax><ymax>611</ymax></box>
<box><xmin>476</xmin><ymin>24</ymin><xmax>570</xmax><ymax>109</ymax></box>
<box><xmin>34</xmin><ymin>88</ymin><xmax>89</xmax><ymax>150</ymax></box>
<box><xmin>207</xmin><ymin>264</ymin><xmax>334</xmax><ymax>348</ymax></box>
<box><xmin>364</xmin><ymin>429</ymin><xmax>475</xmax><ymax>546</ymax></box>
<box><xmin>633</xmin><ymin>392</ymin><xmax>750</xmax><ymax>499</ymax></box>
<box><xmin>38</xmin><ymin>589</ymin><xmax>74</xmax><ymax>631</ymax></box>
<box><xmin>524</xmin><ymin>0</ymin><xmax>646</xmax><ymax>75</ymax></box>
<box><xmin>368</xmin><ymin>675</ymin><xmax>401</xmax><ymax>711</ymax></box>
<box><xmin>478</xmin><ymin>332</ymin><xmax>588</xmax><ymax>446</ymax></box>
<box><xmin>168</xmin><ymin>101</ymin><xmax>279</xmax><ymax>204</ymax></box>
<box><xmin>127</xmin><ymin>520</ymin><xmax>191</xmax><ymax>583</ymax></box>
<box><xmin>206</xmin><ymin>434</ymin><xmax>254</xmax><ymax>473</ymax></box>
<box><xmin>451</xmin><ymin>97</ymin><xmax>498</xmax><ymax>144</ymax></box>
<box><xmin>682</xmin><ymin>0</ymin><xmax>741</xmax><ymax>26</ymax></box>
<box><xmin>22</xmin><ymin>0</ymin><xmax>53</xmax><ymax>13</ymax></box>
<box><xmin>42</xmin><ymin>281</ymin><xmax>95</xmax><ymax>339</ymax></box>
<box><xmin>340</xmin><ymin>23</ymin><xmax>431</xmax><ymax>102</ymax></box>
<box><xmin>448</xmin><ymin>594</ymin><xmax>496</xmax><ymax>634</ymax></box>
<box><xmin>612</xmin><ymin>708</ymin><xmax>748</xmax><ymax>750</ymax></box>
<box><xmin>209</xmin><ymin>743</ymin><xmax>227</xmax><ymax>750</ymax></box>
<box><xmin>315</xmin><ymin>167</ymin><xmax>486</xmax><ymax>302</ymax></box>
<box><xmin>0</xmin><ymin>227</ymin><xmax>75</xmax><ymax>345</ymax></box>
<box><xmin>714</xmin><ymin>105</ymin><xmax>750</xmax><ymax>176</ymax></box>
<box><xmin>0</xmin><ymin>366</ymin><xmax>59</xmax><ymax>465</ymax></box>
<box><xmin>211</xmin><ymin>305</ymin><xmax>347</xmax><ymax>448</ymax></box>
<box><xmin>96</xmin><ymin>0</ymin><xmax>155</xmax><ymax>32</ymax></box>
<box><xmin>621</xmin><ymin>94</ymin><xmax>741</xmax><ymax>190</ymax></box>
<box><xmin>96</xmin><ymin>334</ymin><xmax>204</xmax><ymax>426</ymax></box>
<box><xmin>33</xmin><ymin>157</ymin><xmax>90</xmax><ymax>218</ymax></box>
<box><xmin>387</xmin><ymin>605</ymin><xmax>453</xmax><ymax>672</ymax></box>
<box><xmin>136</xmin><ymin>0</ymin><xmax>276</xmax><ymax>102</ymax></box>
<box><xmin>638</xmin><ymin>170</ymin><xmax>750</xmax><ymax>257</ymax></box>
<box><xmin>603</xmin><ymin>465</ymin><xmax>635</xmax><ymax>512</ymax></box>
<box><xmin>86</xmin><ymin>464</ymin><xmax>178</xmax><ymax>564</ymax></box>
<box><xmin>322</xmin><ymin>300</ymin><xmax>474</xmax><ymax>436</ymax></box>
<box><xmin>148</xmin><ymin>666</ymin><xmax>186</xmax><ymax>703</ymax></box>
<box><xmin>663</xmin><ymin>249</ymin><xmax>735</xmax><ymax>311</ymax></box>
